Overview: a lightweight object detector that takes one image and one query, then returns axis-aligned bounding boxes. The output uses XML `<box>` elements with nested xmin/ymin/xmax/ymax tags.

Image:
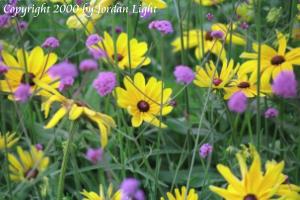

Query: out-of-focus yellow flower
<box><xmin>160</xmin><ymin>186</ymin><xmax>199</xmax><ymax>200</ymax></box>
<box><xmin>194</xmin><ymin>0</ymin><xmax>224</xmax><ymax>6</ymax></box>
<box><xmin>36</xmin><ymin>80</ymin><xmax>116</xmax><ymax>148</ymax></box>
<box><xmin>0</xmin><ymin>132</ymin><xmax>19</xmax><ymax>150</ymax></box>
<box><xmin>210</xmin><ymin>144</ymin><xmax>286</xmax><ymax>200</ymax></box>
<box><xmin>81</xmin><ymin>184</ymin><xmax>121</xmax><ymax>200</ymax></box>
<box><xmin>0</xmin><ymin>46</ymin><xmax>58</xmax><ymax>98</ymax></box>
<box><xmin>91</xmin><ymin>32</ymin><xmax>151</xmax><ymax>70</ymax></box>
<box><xmin>142</xmin><ymin>0</ymin><xmax>167</xmax><ymax>9</ymax></box>
<box><xmin>236</xmin><ymin>0</ymin><xmax>254</xmax><ymax>22</ymax></box>
<box><xmin>240</xmin><ymin>31</ymin><xmax>300</xmax><ymax>80</ymax></box>
<box><xmin>194</xmin><ymin>59</ymin><xmax>239</xmax><ymax>90</ymax></box>
<box><xmin>8</xmin><ymin>146</ymin><xmax>49</xmax><ymax>182</ymax></box>
<box><xmin>115</xmin><ymin>73</ymin><xmax>173</xmax><ymax>128</ymax></box>
<box><xmin>266</xmin><ymin>7</ymin><xmax>282</xmax><ymax>23</ymax></box>
<box><xmin>66</xmin><ymin>0</ymin><xmax>114</xmax><ymax>33</ymax></box>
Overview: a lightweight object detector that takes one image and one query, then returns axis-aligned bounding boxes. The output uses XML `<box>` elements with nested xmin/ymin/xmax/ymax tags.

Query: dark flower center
<box><xmin>25</xmin><ymin>169</ymin><xmax>39</xmax><ymax>179</ymax></box>
<box><xmin>137</xmin><ymin>100</ymin><xmax>150</xmax><ymax>112</ymax></box>
<box><xmin>21</xmin><ymin>73</ymin><xmax>35</xmax><ymax>86</ymax></box>
<box><xmin>205</xmin><ymin>31</ymin><xmax>213</xmax><ymax>41</ymax></box>
<box><xmin>114</xmin><ymin>54</ymin><xmax>124</xmax><ymax>62</ymax></box>
<box><xmin>244</xmin><ymin>194</ymin><xmax>258</xmax><ymax>200</ymax></box>
<box><xmin>271</xmin><ymin>55</ymin><xmax>285</xmax><ymax>65</ymax></box>
<box><xmin>213</xmin><ymin>78</ymin><xmax>222</xmax><ymax>86</ymax></box>
<box><xmin>238</xmin><ymin>81</ymin><xmax>250</xmax><ymax>88</ymax></box>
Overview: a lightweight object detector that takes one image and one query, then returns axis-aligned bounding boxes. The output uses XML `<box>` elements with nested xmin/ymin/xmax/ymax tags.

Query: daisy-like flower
<box><xmin>194</xmin><ymin>59</ymin><xmax>239</xmax><ymax>90</ymax></box>
<box><xmin>0</xmin><ymin>46</ymin><xmax>58</xmax><ymax>99</ymax></box>
<box><xmin>194</xmin><ymin>0</ymin><xmax>224</xmax><ymax>6</ymax></box>
<box><xmin>209</xmin><ymin>144</ymin><xmax>286</xmax><ymax>200</ymax></box>
<box><xmin>160</xmin><ymin>186</ymin><xmax>199</xmax><ymax>200</ymax></box>
<box><xmin>115</xmin><ymin>73</ymin><xmax>173</xmax><ymax>128</ymax></box>
<box><xmin>172</xmin><ymin>23</ymin><xmax>245</xmax><ymax>60</ymax></box>
<box><xmin>36</xmin><ymin>80</ymin><xmax>116</xmax><ymax>148</ymax></box>
<box><xmin>224</xmin><ymin>70</ymin><xmax>271</xmax><ymax>99</ymax></box>
<box><xmin>8</xmin><ymin>146</ymin><xmax>49</xmax><ymax>182</ymax></box>
<box><xmin>0</xmin><ymin>132</ymin><xmax>18</xmax><ymax>150</ymax></box>
<box><xmin>142</xmin><ymin>0</ymin><xmax>167</xmax><ymax>9</ymax></box>
<box><xmin>240</xmin><ymin>31</ymin><xmax>300</xmax><ymax>80</ymax></box>
<box><xmin>90</xmin><ymin>32</ymin><xmax>151</xmax><ymax>70</ymax></box>
<box><xmin>81</xmin><ymin>184</ymin><xmax>121</xmax><ymax>200</ymax></box>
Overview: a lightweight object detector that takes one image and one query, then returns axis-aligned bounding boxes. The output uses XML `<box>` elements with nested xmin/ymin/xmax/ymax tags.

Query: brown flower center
<box><xmin>137</xmin><ymin>100</ymin><xmax>150</xmax><ymax>112</ymax></box>
<box><xmin>271</xmin><ymin>55</ymin><xmax>285</xmax><ymax>65</ymax></box>
<box><xmin>205</xmin><ymin>31</ymin><xmax>213</xmax><ymax>41</ymax></box>
<box><xmin>213</xmin><ymin>78</ymin><xmax>222</xmax><ymax>86</ymax></box>
<box><xmin>244</xmin><ymin>194</ymin><xmax>257</xmax><ymax>200</ymax></box>
<box><xmin>25</xmin><ymin>169</ymin><xmax>39</xmax><ymax>179</ymax></box>
<box><xmin>21</xmin><ymin>73</ymin><xmax>35</xmax><ymax>86</ymax></box>
<box><xmin>238</xmin><ymin>81</ymin><xmax>250</xmax><ymax>88</ymax></box>
<box><xmin>114</xmin><ymin>54</ymin><xmax>124</xmax><ymax>62</ymax></box>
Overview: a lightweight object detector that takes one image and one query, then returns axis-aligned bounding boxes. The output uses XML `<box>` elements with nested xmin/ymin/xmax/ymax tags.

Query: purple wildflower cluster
<box><xmin>173</xmin><ymin>65</ymin><xmax>195</xmax><ymax>85</ymax></box>
<box><xmin>228</xmin><ymin>91</ymin><xmax>248</xmax><ymax>113</ymax></box>
<box><xmin>42</xmin><ymin>37</ymin><xmax>60</xmax><ymax>49</ymax></box>
<box><xmin>199</xmin><ymin>143</ymin><xmax>213</xmax><ymax>158</ymax></box>
<box><xmin>85</xmin><ymin>148</ymin><xmax>103</xmax><ymax>164</ymax></box>
<box><xmin>272</xmin><ymin>71</ymin><xmax>298</xmax><ymax>98</ymax></box>
<box><xmin>120</xmin><ymin>178</ymin><xmax>145</xmax><ymax>200</ymax></box>
<box><xmin>149</xmin><ymin>20</ymin><xmax>174</xmax><ymax>35</ymax></box>
<box><xmin>93</xmin><ymin>72</ymin><xmax>117</xmax><ymax>96</ymax></box>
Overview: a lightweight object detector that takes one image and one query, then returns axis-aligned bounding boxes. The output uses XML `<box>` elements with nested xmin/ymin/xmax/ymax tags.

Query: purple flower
<box><xmin>115</xmin><ymin>26</ymin><xmax>123</xmax><ymax>34</ymax></box>
<box><xmin>79</xmin><ymin>59</ymin><xmax>98</xmax><ymax>72</ymax></box>
<box><xmin>85</xmin><ymin>148</ymin><xmax>103</xmax><ymax>164</ymax></box>
<box><xmin>264</xmin><ymin>108</ymin><xmax>279</xmax><ymax>119</ymax></box>
<box><xmin>0</xmin><ymin>63</ymin><xmax>8</xmax><ymax>74</ymax></box>
<box><xmin>206</xmin><ymin>13</ymin><xmax>214</xmax><ymax>21</ymax></box>
<box><xmin>59</xmin><ymin>76</ymin><xmax>74</xmax><ymax>91</ymax></box>
<box><xmin>42</xmin><ymin>36</ymin><xmax>60</xmax><ymax>49</ymax></box>
<box><xmin>228</xmin><ymin>91</ymin><xmax>247</xmax><ymax>113</ymax></box>
<box><xmin>199</xmin><ymin>143</ymin><xmax>213</xmax><ymax>158</ymax></box>
<box><xmin>173</xmin><ymin>65</ymin><xmax>195</xmax><ymax>84</ymax></box>
<box><xmin>75</xmin><ymin>0</ymin><xmax>83</xmax><ymax>5</ymax></box>
<box><xmin>88</xmin><ymin>48</ymin><xmax>107</xmax><ymax>59</ymax></box>
<box><xmin>17</xmin><ymin>21</ymin><xmax>28</xmax><ymax>30</ymax></box>
<box><xmin>93</xmin><ymin>72</ymin><xmax>116</xmax><ymax>96</ymax></box>
<box><xmin>272</xmin><ymin>71</ymin><xmax>298</xmax><ymax>98</ymax></box>
<box><xmin>210</xmin><ymin>30</ymin><xmax>224</xmax><ymax>40</ymax></box>
<box><xmin>14</xmin><ymin>84</ymin><xmax>31</xmax><ymax>103</ymax></box>
<box><xmin>48</xmin><ymin>61</ymin><xmax>78</xmax><ymax>80</ymax></box>
<box><xmin>86</xmin><ymin>34</ymin><xmax>102</xmax><ymax>47</ymax></box>
<box><xmin>134</xmin><ymin>190</ymin><xmax>145</xmax><ymax>200</ymax></box>
<box><xmin>120</xmin><ymin>178</ymin><xmax>140</xmax><ymax>199</ymax></box>
<box><xmin>35</xmin><ymin>144</ymin><xmax>43</xmax><ymax>151</ymax></box>
<box><xmin>0</xmin><ymin>14</ymin><xmax>10</xmax><ymax>28</ymax></box>
<box><xmin>140</xmin><ymin>8</ymin><xmax>152</xmax><ymax>19</ymax></box>
<box><xmin>149</xmin><ymin>20</ymin><xmax>174</xmax><ymax>35</ymax></box>
<box><xmin>240</xmin><ymin>22</ymin><xmax>249</xmax><ymax>30</ymax></box>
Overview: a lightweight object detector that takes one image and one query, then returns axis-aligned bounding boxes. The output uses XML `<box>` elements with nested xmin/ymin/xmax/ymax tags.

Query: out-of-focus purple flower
<box><xmin>79</xmin><ymin>59</ymin><xmax>98</xmax><ymax>72</ymax></box>
<box><xmin>240</xmin><ymin>22</ymin><xmax>249</xmax><ymax>30</ymax></box>
<box><xmin>272</xmin><ymin>71</ymin><xmax>298</xmax><ymax>98</ymax></box>
<box><xmin>173</xmin><ymin>65</ymin><xmax>195</xmax><ymax>84</ymax></box>
<box><xmin>140</xmin><ymin>8</ymin><xmax>152</xmax><ymax>19</ymax></box>
<box><xmin>42</xmin><ymin>36</ymin><xmax>60</xmax><ymax>49</ymax></box>
<box><xmin>93</xmin><ymin>72</ymin><xmax>116</xmax><ymax>96</ymax></box>
<box><xmin>228</xmin><ymin>91</ymin><xmax>247</xmax><ymax>113</ymax></box>
<box><xmin>88</xmin><ymin>48</ymin><xmax>107</xmax><ymax>59</ymax></box>
<box><xmin>199</xmin><ymin>143</ymin><xmax>213</xmax><ymax>158</ymax></box>
<box><xmin>0</xmin><ymin>43</ymin><xmax>3</xmax><ymax>52</ymax></box>
<box><xmin>48</xmin><ymin>61</ymin><xmax>78</xmax><ymax>80</ymax></box>
<box><xmin>18</xmin><ymin>21</ymin><xmax>28</xmax><ymax>30</ymax></box>
<box><xmin>35</xmin><ymin>144</ymin><xmax>43</xmax><ymax>151</ymax></box>
<box><xmin>149</xmin><ymin>20</ymin><xmax>174</xmax><ymax>35</ymax></box>
<box><xmin>134</xmin><ymin>190</ymin><xmax>145</xmax><ymax>200</ymax></box>
<box><xmin>264</xmin><ymin>107</ymin><xmax>279</xmax><ymax>119</ymax></box>
<box><xmin>86</xmin><ymin>34</ymin><xmax>102</xmax><ymax>47</ymax></box>
<box><xmin>211</xmin><ymin>30</ymin><xmax>224</xmax><ymax>40</ymax></box>
<box><xmin>85</xmin><ymin>148</ymin><xmax>103</xmax><ymax>164</ymax></box>
<box><xmin>0</xmin><ymin>14</ymin><xmax>10</xmax><ymax>28</ymax></box>
<box><xmin>206</xmin><ymin>13</ymin><xmax>214</xmax><ymax>21</ymax></box>
<box><xmin>59</xmin><ymin>76</ymin><xmax>74</xmax><ymax>91</ymax></box>
<box><xmin>115</xmin><ymin>26</ymin><xmax>123</xmax><ymax>34</ymax></box>
<box><xmin>0</xmin><ymin>63</ymin><xmax>8</xmax><ymax>74</ymax></box>
<box><xmin>14</xmin><ymin>84</ymin><xmax>31</xmax><ymax>103</ymax></box>
<box><xmin>120</xmin><ymin>178</ymin><xmax>140</xmax><ymax>199</ymax></box>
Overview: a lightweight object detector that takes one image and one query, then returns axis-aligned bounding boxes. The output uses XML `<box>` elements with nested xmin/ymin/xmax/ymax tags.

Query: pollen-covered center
<box><xmin>21</xmin><ymin>73</ymin><xmax>35</xmax><ymax>86</ymax></box>
<box><xmin>213</xmin><ymin>78</ymin><xmax>222</xmax><ymax>86</ymax></box>
<box><xmin>271</xmin><ymin>55</ymin><xmax>285</xmax><ymax>65</ymax></box>
<box><xmin>205</xmin><ymin>31</ymin><xmax>213</xmax><ymax>41</ymax></box>
<box><xmin>238</xmin><ymin>81</ymin><xmax>250</xmax><ymax>88</ymax></box>
<box><xmin>114</xmin><ymin>53</ymin><xmax>124</xmax><ymax>62</ymax></box>
<box><xmin>137</xmin><ymin>100</ymin><xmax>150</xmax><ymax>112</ymax></box>
<box><xmin>244</xmin><ymin>194</ymin><xmax>258</xmax><ymax>200</ymax></box>
<box><xmin>25</xmin><ymin>168</ymin><xmax>39</xmax><ymax>179</ymax></box>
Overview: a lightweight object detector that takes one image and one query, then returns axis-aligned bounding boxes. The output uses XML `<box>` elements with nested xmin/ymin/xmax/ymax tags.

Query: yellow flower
<box><xmin>142</xmin><ymin>0</ymin><xmax>167</xmax><ymax>9</ymax></box>
<box><xmin>223</xmin><ymin>70</ymin><xmax>271</xmax><ymax>99</ymax></box>
<box><xmin>160</xmin><ymin>186</ymin><xmax>199</xmax><ymax>200</ymax></box>
<box><xmin>8</xmin><ymin>146</ymin><xmax>49</xmax><ymax>182</ymax></box>
<box><xmin>194</xmin><ymin>59</ymin><xmax>239</xmax><ymax>90</ymax></box>
<box><xmin>81</xmin><ymin>184</ymin><xmax>121</xmax><ymax>200</ymax></box>
<box><xmin>36</xmin><ymin>80</ymin><xmax>116</xmax><ymax>148</ymax></box>
<box><xmin>91</xmin><ymin>32</ymin><xmax>151</xmax><ymax>70</ymax></box>
<box><xmin>240</xmin><ymin>31</ymin><xmax>300</xmax><ymax>80</ymax></box>
<box><xmin>236</xmin><ymin>0</ymin><xmax>254</xmax><ymax>22</ymax></box>
<box><xmin>0</xmin><ymin>132</ymin><xmax>19</xmax><ymax>150</ymax></box>
<box><xmin>0</xmin><ymin>46</ymin><xmax>58</xmax><ymax>98</ymax></box>
<box><xmin>210</xmin><ymin>145</ymin><xmax>286</xmax><ymax>200</ymax></box>
<box><xmin>194</xmin><ymin>0</ymin><xmax>224</xmax><ymax>6</ymax></box>
<box><xmin>66</xmin><ymin>0</ymin><xmax>114</xmax><ymax>33</ymax></box>
<box><xmin>115</xmin><ymin>73</ymin><xmax>173</xmax><ymax>128</ymax></box>
<box><xmin>172</xmin><ymin>23</ymin><xmax>245</xmax><ymax>60</ymax></box>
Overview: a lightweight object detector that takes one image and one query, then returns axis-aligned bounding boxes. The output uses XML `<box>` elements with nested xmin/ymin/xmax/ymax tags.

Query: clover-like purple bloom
<box><xmin>199</xmin><ymin>143</ymin><xmax>213</xmax><ymax>158</ymax></box>
<box><xmin>85</xmin><ymin>148</ymin><xmax>103</xmax><ymax>164</ymax></box>
<box><xmin>79</xmin><ymin>59</ymin><xmax>98</xmax><ymax>72</ymax></box>
<box><xmin>14</xmin><ymin>84</ymin><xmax>31</xmax><ymax>103</ymax></box>
<box><xmin>272</xmin><ymin>71</ymin><xmax>298</xmax><ymax>98</ymax></box>
<box><xmin>86</xmin><ymin>34</ymin><xmax>102</xmax><ymax>47</ymax></box>
<box><xmin>173</xmin><ymin>65</ymin><xmax>195</xmax><ymax>84</ymax></box>
<box><xmin>264</xmin><ymin>107</ymin><xmax>279</xmax><ymax>119</ymax></box>
<box><xmin>228</xmin><ymin>91</ymin><xmax>247</xmax><ymax>113</ymax></box>
<box><xmin>149</xmin><ymin>20</ymin><xmax>174</xmax><ymax>35</ymax></box>
<box><xmin>42</xmin><ymin>36</ymin><xmax>60</xmax><ymax>49</ymax></box>
<box><xmin>93</xmin><ymin>72</ymin><xmax>116</xmax><ymax>96</ymax></box>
